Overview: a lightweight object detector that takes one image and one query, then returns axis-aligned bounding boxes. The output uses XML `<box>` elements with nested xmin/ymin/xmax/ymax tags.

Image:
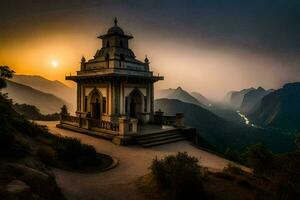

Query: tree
<box><xmin>60</xmin><ymin>105</ymin><xmax>69</xmax><ymax>116</ymax></box>
<box><xmin>243</xmin><ymin>143</ymin><xmax>274</xmax><ymax>175</ymax></box>
<box><xmin>0</xmin><ymin>66</ymin><xmax>15</xmax><ymax>89</ymax></box>
<box><xmin>150</xmin><ymin>152</ymin><xmax>205</xmax><ymax>199</ymax></box>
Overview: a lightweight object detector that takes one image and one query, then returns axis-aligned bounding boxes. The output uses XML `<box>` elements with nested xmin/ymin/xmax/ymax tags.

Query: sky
<box><xmin>0</xmin><ymin>0</ymin><xmax>300</xmax><ymax>100</ymax></box>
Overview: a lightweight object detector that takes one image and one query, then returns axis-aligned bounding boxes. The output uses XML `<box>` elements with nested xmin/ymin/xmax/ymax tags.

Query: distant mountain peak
<box><xmin>257</xmin><ymin>86</ymin><xmax>265</xmax><ymax>91</ymax></box>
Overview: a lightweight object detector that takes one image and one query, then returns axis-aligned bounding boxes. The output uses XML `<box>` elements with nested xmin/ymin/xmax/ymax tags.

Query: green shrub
<box><xmin>53</xmin><ymin>136</ymin><xmax>100</xmax><ymax>169</ymax></box>
<box><xmin>150</xmin><ymin>152</ymin><xmax>205</xmax><ymax>199</ymax></box>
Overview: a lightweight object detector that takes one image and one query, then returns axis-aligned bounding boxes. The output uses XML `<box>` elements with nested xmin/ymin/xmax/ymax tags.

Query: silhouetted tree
<box><xmin>0</xmin><ymin>66</ymin><xmax>15</xmax><ymax>89</ymax></box>
<box><xmin>60</xmin><ymin>105</ymin><xmax>69</xmax><ymax>116</ymax></box>
<box><xmin>243</xmin><ymin>143</ymin><xmax>274</xmax><ymax>175</ymax></box>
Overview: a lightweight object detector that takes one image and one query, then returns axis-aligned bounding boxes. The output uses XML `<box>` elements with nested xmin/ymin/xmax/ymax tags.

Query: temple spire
<box><xmin>114</xmin><ymin>17</ymin><xmax>118</xmax><ymax>26</ymax></box>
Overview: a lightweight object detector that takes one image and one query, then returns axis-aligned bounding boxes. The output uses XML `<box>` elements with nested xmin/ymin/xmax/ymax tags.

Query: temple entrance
<box><xmin>91</xmin><ymin>98</ymin><xmax>100</xmax><ymax>119</ymax></box>
<box><xmin>129</xmin><ymin>89</ymin><xmax>143</xmax><ymax>118</ymax></box>
<box><xmin>89</xmin><ymin>89</ymin><xmax>102</xmax><ymax>120</ymax></box>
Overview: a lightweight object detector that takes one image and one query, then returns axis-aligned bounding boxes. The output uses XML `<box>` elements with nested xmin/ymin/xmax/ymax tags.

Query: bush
<box><xmin>150</xmin><ymin>152</ymin><xmax>205</xmax><ymax>199</ymax></box>
<box><xmin>243</xmin><ymin>144</ymin><xmax>274</xmax><ymax>175</ymax></box>
<box><xmin>53</xmin><ymin>136</ymin><xmax>100</xmax><ymax>169</ymax></box>
<box><xmin>224</xmin><ymin>148</ymin><xmax>242</xmax><ymax>163</ymax></box>
<box><xmin>213</xmin><ymin>172</ymin><xmax>236</xmax><ymax>181</ymax></box>
<box><xmin>37</xmin><ymin>146</ymin><xmax>56</xmax><ymax>165</ymax></box>
<box><xmin>223</xmin><ymin>164</ymin><xmax>244</xmax><ymax>176</ymax></box>
<box><xmin>235</xmin><ymin>177</ymin><xmax>253</xmax><ymax>189</ymax></box>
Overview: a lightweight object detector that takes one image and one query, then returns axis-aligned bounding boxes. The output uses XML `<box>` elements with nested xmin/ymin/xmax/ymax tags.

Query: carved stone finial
<box><xmin>114</xmin><ymin>17</ymin><xmax>118</xmax><ymax>26</ymax></box>
<box><xmin>81</xmin><ymin>56</ymin><xmax>86</xmax><ymax>63</ymax></box>
<box><xmin>144</xmin><ymin>55</ymin><xmax>149</xmax><ymax>63</ymax></box>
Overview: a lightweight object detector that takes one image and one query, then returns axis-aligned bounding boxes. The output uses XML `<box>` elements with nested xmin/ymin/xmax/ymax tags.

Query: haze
<box><xmin>1</xmin><ymin>0</ymin><xmax>299</xmax><ymax>100</ymax></box>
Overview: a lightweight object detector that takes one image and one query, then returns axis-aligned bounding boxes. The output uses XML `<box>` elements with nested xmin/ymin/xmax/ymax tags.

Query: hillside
<box><xmin>0</xmin><ymin>92</ymin><xmax>111</xmax><ymax>200</ymax></box>
<box><xmin>248</xmin><ymin>82</ymin><xmax>300</xmax><ymax>130</ymax></box>
<box><xmin>228</xmin><ymin>88</ymin><xmax>255</xmax><ymax>109</ymax></box>
<box><xmin>2</xmin><ymin>80</ymin><xmax>73</xmax><ymax>114</ymax></box>
<box><xmin>240</xmin><ymin>87</ymin><xmax>273</xmax><ymax>113</ymax></box>
<box><xmin>156</xmin><ymin>87</ymin><xmax>202</xmax><ymax>106</ymax></box>
<box><xmin>155</xmin><ymin>98</ymin><xmax>296</xmax><ymax>153</ymax></box>
<box><xmin>12</xmin><ymin>74</ymin><xmax>76</xmax><ymax>106</ymax></box>
<box><xmin>191</xmin><ymin>91</ymin><xmax>211</xmax><ymax>106</ymax></box>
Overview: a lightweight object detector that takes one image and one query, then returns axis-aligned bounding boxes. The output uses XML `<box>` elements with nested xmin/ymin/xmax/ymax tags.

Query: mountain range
<box><xmin>248</xmin><ymin>82</ymin><xmax>300</xmax><ymax>130</ymax></box>
<box><xmin>155</xmin><ymin>87</ymin><xmax>206</xmax><ymax>106</ymax></box>
<box><xmin>12</xmin><ymin>74</ymin><xmax>76</xmax><ymax>106</ymax></box>
<box><xmin>2</xmin><ymin>80</ymin><xmax>73</xmax><ymax>114</ymax></box>
<box><xmin>155</xmin><ymin>98</ymin><xmax>295</xmax><ymax>153</ymax></box>
<box><xmin>240</xmin><ymin>87</ymin><xmax>274</xmax><ymax>113</ymax></box>
<box><xmin>228</xmin><ymin>88</ymin><xmax>255</xmax><ymax>109</ymax></box>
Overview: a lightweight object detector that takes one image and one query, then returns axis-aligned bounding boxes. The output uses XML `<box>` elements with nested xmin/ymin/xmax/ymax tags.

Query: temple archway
<box><xmin>128</xmin><ymin>88</ymin><xmax>143</xmax><ymax>118</ymax></box>
<box><xmin>88</xmin><ymin>88</ymin><xmax>102</xmax><ymax>119</ymax></box>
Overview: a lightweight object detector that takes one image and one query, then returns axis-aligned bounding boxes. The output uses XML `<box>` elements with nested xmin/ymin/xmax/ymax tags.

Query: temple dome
<box><xmin>107</xmin><ymin>25</ymin><xmax>124</xmax><ymax>35</ymax></box>
<box><xmin>107</xmin><ymin>18</ymin><xmax>124</xmax><ymax>35</ymax></box>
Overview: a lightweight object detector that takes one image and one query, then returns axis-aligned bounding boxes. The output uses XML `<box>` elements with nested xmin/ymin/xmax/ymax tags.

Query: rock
<box><xmin>6</xmin><ymin>180</ymin><xmax>31</xmax><ymax>193</ymax></box>
<box><xmin>9</xmin><ymin>164</ymin><xmax>49</xmax><ymax>182</ymax></box>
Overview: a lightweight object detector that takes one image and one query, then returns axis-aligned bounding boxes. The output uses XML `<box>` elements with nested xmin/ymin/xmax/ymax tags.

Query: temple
<box><xmin>68</xmin><ymin>18</ymin><xmax>163</xmax><ymax>123</ymax></box>
<box><xmin>59</xmin><ymin>18</ymin><xmax>194</xmax><ymax>146</ymax></box>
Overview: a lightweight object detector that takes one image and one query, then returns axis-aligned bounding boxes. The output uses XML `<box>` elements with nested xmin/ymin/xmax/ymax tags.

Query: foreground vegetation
<box><xmin>13</xmin><ymin>103</ymin><xmax>60</xmax><ymax>121</ymax></box>
<box><xmin>139</xmin><ymin>149</ymin><xmax>300</xmax><ymax>200</ymax></box>
<box><xmin>0</xmin><ymin>67</ymin><xmax>112</xmax><ymax>199</ymax></box>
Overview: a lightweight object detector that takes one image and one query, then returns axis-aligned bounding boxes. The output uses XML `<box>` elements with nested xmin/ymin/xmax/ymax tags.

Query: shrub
<box><xmin>213</xmin><ymin>172</ymin><xmax>236</xmax><ymax>181</ymax></box>
<box><xmin>235</xmin><ymin>177</ymin><xmax>253</xmax><ymax>189</ymax></box>
<box><xmin>224</xmin><ymin>148</ymin><xmax>242</xmax><ymax>163</ymax></box>
<box><xmin>37</xmin><ymin>146</ymin><xmax>56</xmax><ymax>165</ymax></box>
<box><xmin>223</xmin><ymin>164</ymin><xmax>244</xmax><ymax>176</ymax></box>
<box><xmin>150</xmin><ymin>152</ymin><xmax>204</xmax><ymax>199</ymax></box>
<box><xmin>243</xmin><ymin>144</ymin><xmax>274</xmax><ymax>175</ymax></box>
<box><xmin>53</xmin><ymin>136</ymin><xmax>100</xmax><ymax>169</ymax></box>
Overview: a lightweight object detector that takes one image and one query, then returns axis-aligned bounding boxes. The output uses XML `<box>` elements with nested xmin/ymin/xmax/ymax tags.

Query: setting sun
<box><xmin>51</xmin><ymin>60</ymin><xmax>59</xmax><ymax>68</ymax></box>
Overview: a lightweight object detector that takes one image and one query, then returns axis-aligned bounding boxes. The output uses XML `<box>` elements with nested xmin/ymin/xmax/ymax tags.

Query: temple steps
<box><xmin>136</xmin><ymin>129</ymin><xmax>186</xmax><ymax>147</ymax></box>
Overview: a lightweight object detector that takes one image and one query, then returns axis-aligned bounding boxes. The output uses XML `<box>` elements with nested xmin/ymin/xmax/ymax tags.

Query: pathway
<box><xmin>37</xmin><ymin>121</ymin><xmax>243</xmax><ymax>200</ymax></box>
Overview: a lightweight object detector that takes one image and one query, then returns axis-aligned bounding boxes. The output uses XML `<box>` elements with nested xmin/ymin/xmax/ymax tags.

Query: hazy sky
<box><xmin>0</xmin><ymin>0</ymin><xmax>299</xmax><ymax>100</ymax></box>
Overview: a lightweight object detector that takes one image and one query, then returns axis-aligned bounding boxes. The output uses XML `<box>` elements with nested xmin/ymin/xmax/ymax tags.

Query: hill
<box><xmin>240</xmin><ymin>87</ymin><xmax>274</xmax><ymax>113</ymax></box>
<box><xmin>12</xmin><ymin>74</ymin><xmax>76</xmax><ymax>106</ymax></box>
<box><xmin>2</xmin><ymin>80</ymin><xmax>73</xmax><ymax>114</ymax></box>
<box><xmin>248</xmin><ymin>82</ymin><xmax>300</xmax><ymax>130</ymax></box>
<box><xmin>156</xmin><ymin>87</ymin><xmax>202</xmax><ymax>106</ymax></box>
<box><xmin>228</xmin><ymin>88</ymin><xmax>255</xmax><ymax>109</ymax></box>
<box><xmin>0</xmin><ymin>92</ymin><xmax>111</xmax><ymax>200</ymax></box>
<box><xmin>155</xmin><ymin>98</ymin><xmax>296</xmax><ymax>153</ymax></box>
<box><xmin>191</xmin><ymin>91</ymin><xmax>211</xmax><ymax>106</ymax></box>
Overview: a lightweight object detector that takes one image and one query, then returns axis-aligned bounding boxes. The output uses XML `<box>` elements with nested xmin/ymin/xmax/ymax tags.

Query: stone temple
<box><xmin>59</xmin><ymin>18</ymin><xmax>194</xmax><ymax>146</ymax></box>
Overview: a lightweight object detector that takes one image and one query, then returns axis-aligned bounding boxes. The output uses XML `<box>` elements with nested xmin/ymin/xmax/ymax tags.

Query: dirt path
<box><xmin>37</xmin><ymin>121</ymin><xmax>241</xmax><ymax>200</ymax></box>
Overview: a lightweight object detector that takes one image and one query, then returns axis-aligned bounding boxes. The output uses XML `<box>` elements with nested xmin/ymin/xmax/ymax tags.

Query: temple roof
<box><xmin>107</xmin><ymin>18</ymin><xmax>124</xmax><ymax>35</ymax></box>
<box><xmin>98</xmin><ymin>18</ymin><xmax>133</xmax><ymax>39</ymax></box>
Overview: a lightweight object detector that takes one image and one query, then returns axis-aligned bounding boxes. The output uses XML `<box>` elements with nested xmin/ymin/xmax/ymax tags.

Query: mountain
<box><xmin>228</xmin><ymin>88</ymin><xmax>255</xmax><ymax>109</ymax></box>
<box><xmin>12</xmin><ymin>74</ymin><xmax>76</xmax><ymax>106</ymax></box>
<box><xmin>240</xmin><ymin>87</ymin><xmax>274</xmax><ymax>113</ymax></box>
<box><xmin>155</xmin><ymin>87</ymin><xmax>202</xmax><ymax>106</ymax></box>
<box><xmin>155</xmin><ymin>98</ymin><xmax>295</xmax><ymax>153</ymax></box>
<box><xmin>2</xmin><ymin>80</ymin><xmax>73</xmax><ymax>114</ymax></box>
<box><xmin>191</xmin><ymin>92</ymin><xmax>211</xmax><ymax>106</ymax></box>
<box><xmin>248</xmin><ymin>82</ymin><xmax>300</xmax><ymax>130</ymax></box>
<box><xmin>155</xmin><ymin>88</ymin><xmax>175</xmax><ymax>99</ymax></box>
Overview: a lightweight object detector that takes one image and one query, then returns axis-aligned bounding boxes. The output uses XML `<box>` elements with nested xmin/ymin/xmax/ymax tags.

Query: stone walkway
<box><xmin>36</xmin><ymin>121</ymin><xmax>243</xmax><ymax>200</ymax></box>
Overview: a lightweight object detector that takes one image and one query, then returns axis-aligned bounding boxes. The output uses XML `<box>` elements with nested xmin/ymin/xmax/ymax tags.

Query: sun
<box><xmin>51</xmin><ymin>60</ymin><xmax>59</xmax><ymax>68</ymax></box>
